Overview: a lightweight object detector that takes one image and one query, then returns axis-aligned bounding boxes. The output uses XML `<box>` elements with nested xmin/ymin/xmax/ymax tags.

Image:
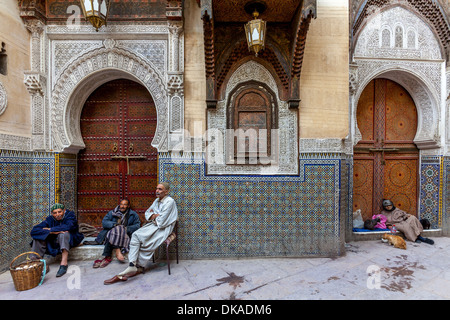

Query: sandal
<box><xmin>93</xmin><ymin>259</ymin><xmax>103</xmax><ymax>268</ymax></box>
<box><xmin>99</xmin><ymin>257</ymin><xmax>112</xmax><ymax>268</ymax></box>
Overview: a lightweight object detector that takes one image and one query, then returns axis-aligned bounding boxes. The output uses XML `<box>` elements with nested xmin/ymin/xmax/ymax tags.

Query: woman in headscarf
<box><xmin>381</xmin><ymin>199</ymin><xmax>434</xmax><ymax>244</ymax></box>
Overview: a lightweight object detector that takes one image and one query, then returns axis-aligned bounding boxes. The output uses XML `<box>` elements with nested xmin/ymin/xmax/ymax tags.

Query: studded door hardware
<box><xmin>112</xmin><ymin>142</ymin><xmax>118</xmax><ymax>152</ymax></box>
<box><xmin>111</xmin><ymin>155</ymin><xmax>146</xmax><ymax>175</ymax></box>
<box><xmin>129</xmin><ymin>143</ymin><xmax>134</xmax><ymax>153</ymax></box>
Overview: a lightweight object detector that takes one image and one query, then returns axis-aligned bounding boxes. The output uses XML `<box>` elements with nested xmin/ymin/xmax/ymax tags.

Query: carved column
<box><xmin>349</xmin><ymin>62</ymin><xmax>361</xmax><ymax>146</ymax></box>
<box><xmin>23</xmin><ymin>19</ymin><xmax>48</xmax><ymax>151</ymax></box>
<box><xmin>167</xmin><ymin>2</ymin><xmax>185</xmax><ymax>150</ymax></box>
<box><xmin>446</xmin><ymin>67</ymin><xmax>450</xmax><ymax>145</ymax></box>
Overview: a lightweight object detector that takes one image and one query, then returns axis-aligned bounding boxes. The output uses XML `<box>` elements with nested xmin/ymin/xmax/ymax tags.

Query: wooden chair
<box><xmin>153</xmin><ymin>221</ymin><xmax>179</xmax><ymax>275</ymax></box>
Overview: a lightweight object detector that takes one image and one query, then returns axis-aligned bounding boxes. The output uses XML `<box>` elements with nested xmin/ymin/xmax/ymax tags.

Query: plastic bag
<box><xmin>353</xmin><ymin>209</ymin><xmax>364</xmax><ymax>229</ymax></box>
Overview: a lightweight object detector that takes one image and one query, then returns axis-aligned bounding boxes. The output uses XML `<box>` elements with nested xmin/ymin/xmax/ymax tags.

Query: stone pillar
<box><xmin>23</xmin><ymin>19</ymin><xmax>48</xmax><ymax>151</ymax></box>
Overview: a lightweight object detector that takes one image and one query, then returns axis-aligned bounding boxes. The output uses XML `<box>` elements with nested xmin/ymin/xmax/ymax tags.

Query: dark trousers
<box><xmin>31</xmin><ymin>232</ymin><xmax>71</xmax><ymax>258</ymax></box>
<box><xmin>102</xmin><ymin>240</ymin><xmax>119</xmax><ymax>257</ymax></box>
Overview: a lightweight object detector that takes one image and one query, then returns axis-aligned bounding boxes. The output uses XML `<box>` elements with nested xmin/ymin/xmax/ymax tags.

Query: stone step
<box><xmin>352</xmin><ymin>228</ymin><xmax>442</xmax><ymax>241</ymax></box>
<box><xmin>49</xmin><ymin>238</ymin><xmax>172</xmax><ymax>262</ymax></box>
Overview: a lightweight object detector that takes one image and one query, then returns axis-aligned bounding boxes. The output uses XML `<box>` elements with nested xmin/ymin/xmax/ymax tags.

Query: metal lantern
<box><xmin>244</xmin><ymin>9</ymin><xmax>266</xmax><ymax>56</ymax></box>
<box><xmin>79</xmin><ymin>0</ymin><xmax>111</xmax><ymax>31</ymax></box>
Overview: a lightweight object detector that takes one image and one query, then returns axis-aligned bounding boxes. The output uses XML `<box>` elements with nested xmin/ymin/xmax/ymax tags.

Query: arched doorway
<box><xmin>353</xmin><ymin>78</ymin><xmax>419</xmax><ymax>220</ymax></box>
<box><xmin>77</xmin><ymin>79</ymin><xmax>158</xmax><ymax>225</ymax></box>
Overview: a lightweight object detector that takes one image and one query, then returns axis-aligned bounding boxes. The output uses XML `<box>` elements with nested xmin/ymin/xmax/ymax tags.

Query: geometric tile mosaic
<box><xmin>58</xmin><ymin>153</ymin><xmax>77</xmax><ymax>213</ymax></box>
<box><xmin>2</xmin><ymin>151</ymin><xmax>446</xmax><ymax>270</ymax></box>
<box><xmin>444</xmin><ymin>157</ymin><xmax>450</xmax><ymax>231</ymax></box>
<box><xmin>158</xmin><ymin>153</ymin><xmax>344</xmax><ymax>259</ymax></box>
<box><xmin>420</xmin><ymin>156</ymin><xmax>442</xmax><ymax>229</ymax></box>
<box><xmin>0</xmin><ymin>151</ymin><xmax>55</xmax><ymax>272</ymax></box>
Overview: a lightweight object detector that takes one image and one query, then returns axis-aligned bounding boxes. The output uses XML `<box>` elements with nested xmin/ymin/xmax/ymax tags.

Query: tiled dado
<box><xmin>420</xmin><ymin>156</ymin><xmax>445</xmax><ymax>229</ymax></box>
<box><xmin>444</xmin><ymin>157</ymin><xmax>450</xmax><ymax>231</ymax></box>
<box><xmin>0</xmin><ymin>150</ymin><xmax>55</xmax><ymax>271</ymax></box>
<box><xmin>158</xmin><ymin>153</ymin><xmax>346</xmax><ymax>259</ymax></box>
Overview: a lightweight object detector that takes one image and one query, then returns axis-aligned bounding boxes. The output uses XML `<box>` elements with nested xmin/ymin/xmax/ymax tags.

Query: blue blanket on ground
<box><xmin>353</xmin><ymin>228</ymin><xmax>390</xmax><ymax>232</ymax></box>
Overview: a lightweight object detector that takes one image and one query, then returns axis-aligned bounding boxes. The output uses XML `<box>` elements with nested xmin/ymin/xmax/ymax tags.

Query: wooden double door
<box><xmin>77</xmin><ymin>79</ymin><xmax>158</xmax><ymax>226</ymax></box>
<box><xmin>353</xmin><ymin>79</ymin><xmax>419</xmax><ymax>220</ymax></box>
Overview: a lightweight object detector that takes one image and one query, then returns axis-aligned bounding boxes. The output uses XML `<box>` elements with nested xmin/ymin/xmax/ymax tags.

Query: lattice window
<box><xmin>407</xmin><ymin>30</ymin><xmax>416</xmax><ymax>49</ymax></box>
<box><xmin>395</xmin><ymin>26</ymin><xmax>403</xmax><ymax>48</ymax></box>
<box><xmin>170</xmin><ymin>95</ymin><xmax>182</xmax><ymax>132</ymax></box>
<box><xmin>381</xmin><ymin>29</ymin><xmax>391</xmax><ymax>47</ymax></box>
<box><xmin>227</xmin><ymin>82</ymin><xmax>278</xmax><ymax>164</ymax></box>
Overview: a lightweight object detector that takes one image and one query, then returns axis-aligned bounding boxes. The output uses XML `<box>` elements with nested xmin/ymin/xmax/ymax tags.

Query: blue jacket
<box><xmin>95</xmin><ymin>209</ymin><xmax>141</xmax><ymax>244</ymax></box>
<box><xmin>30</xmin><ymin>210</ymin><xmax>84</xmax><ymax>256</ymax></box>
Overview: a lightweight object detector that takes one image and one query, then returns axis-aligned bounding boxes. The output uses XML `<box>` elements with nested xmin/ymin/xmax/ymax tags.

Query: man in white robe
<box><xmin>104</xmin><ymin>182</ymin><xmax>178</xmax><ymax>284</ymax></box>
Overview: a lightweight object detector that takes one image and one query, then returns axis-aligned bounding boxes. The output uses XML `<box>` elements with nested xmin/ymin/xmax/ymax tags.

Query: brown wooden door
<box><xmin>353</xmin><ymin>79</ymin><xmax>419</xmax><ymax>220</ymax></box>
<box><xmin>77</xmin><ymin>79</ymin><xmax>158</xmax><ymax>226</ymax></box>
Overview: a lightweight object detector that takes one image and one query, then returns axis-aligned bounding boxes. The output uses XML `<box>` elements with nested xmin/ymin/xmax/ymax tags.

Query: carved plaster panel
<box><xmin>0</xmin><ymin>133</ymin><xmax>31</xmax><ymax>151</ymax></box>
<box><xmin>352</xmin><ymin>6</ymin><xmax>445</xmax><ymax>151</ymax></box>
<box><xmin>354</xmin><ymin>6</ymin><xmax>443</xmax><ymax>61</ymax></box>
<box><xmin>353</xmin><ymin>60</ymin><xmax>442</xmax><ymax>150</ymax></box>
<box><xmin>207</xmin><ymin>60</ymin><xmax>298</xmax><ymax>175</ymax></box>
<box><xmin>47</xmin><ymin>21</ymin><xmax>183</xmax><ymax>154</ymax></box>
<box><xmin>0</xmin><ymin>81</ymin><xmax>7</xmax><ymax>116</ymax></box>
<box><xmin>115</xmin><ymin>40</ymin><xmax>167</xmax><ymax>76</ymax></box>
<box><xmin>51</xmin><ymin>45</ymin><xmax>168</xmax><ymax>153</ymax></box>
<box><xmin>46</xmin><ymin>23</ymin><xmax>169</xmax><ymax>35</ymax></box>
<box><xmin>51</xmin><ymin>40</ymin><xmax>103</xmax><ymax>90</ymax></box>
<box><xmin>447</xmin><ymin>70</ymin><xmax>450</xmax><ymax>145</ymax></box>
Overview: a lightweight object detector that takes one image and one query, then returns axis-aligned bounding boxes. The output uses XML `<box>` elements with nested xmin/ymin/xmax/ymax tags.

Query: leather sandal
<box><xmin>123</xmin><ymin>266</ymin><xmax>145</xmax><ymax>278</ymax></box>
<box><xmin>99</xmin><ymin>257</ymin><xmax>112</xmax><ymax>268</ymax></box>
<box><xmin>103</xmin><ymin>275</ymin><xmax>128</xmax><ymax>285</ymax></box>
<box><xmin>93</xmin><ymin>259</ymin><xmax>103</xmax><ymax>268</ymax></box>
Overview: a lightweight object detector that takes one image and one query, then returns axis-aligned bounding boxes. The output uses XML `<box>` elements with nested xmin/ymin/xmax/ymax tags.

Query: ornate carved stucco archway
<box><xmin>51</xmin><ymin>45</ymin><xmax>168</xmax><ymax>153</ymax></box>
<box><xmin>353</xmin><ymin>67</ymin><xmax>441</xmax><ymax>150</ymax></box>
<box><xmin>351</xmin><ymin>5</ymin><xmax>445</xmax><ymax>151</ymax></box>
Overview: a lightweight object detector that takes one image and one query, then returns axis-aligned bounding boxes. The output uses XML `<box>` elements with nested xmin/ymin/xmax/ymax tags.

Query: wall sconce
<box><xmin>244</xmin><ymin>1</ymin><xmax>267</xmax><ymax>57</ymax></box>
<box><xmin>79</xmin><ymin>0</ymin><xmax>111</xmax><ymax>31</ymax></box>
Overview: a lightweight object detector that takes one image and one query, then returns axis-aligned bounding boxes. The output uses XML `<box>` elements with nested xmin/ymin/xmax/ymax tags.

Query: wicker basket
<box><xmin>10</xmin><ymin>251</ymin><xmax>45</xmax><ymax>291</ymax></box>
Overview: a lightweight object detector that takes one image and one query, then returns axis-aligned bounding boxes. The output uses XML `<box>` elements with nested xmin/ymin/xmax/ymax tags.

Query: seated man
<box><xmin>92</xmin><ymin>199</ymin><xmax>141</xmax><ymax>268</ymax></box>
<box><xmin>104</xmin><ymin>182</ymin><xmax>178</xmax><ymax>284</ymax></box>
<box><xmin>381</xmin><ymin>199</ymin><xmax>434</xmax><ymax>244</ymax></box>
<box><xmin>30</xmin><ymin>203</ymin><xmax>84</xmax><ymax>277</ymax></box>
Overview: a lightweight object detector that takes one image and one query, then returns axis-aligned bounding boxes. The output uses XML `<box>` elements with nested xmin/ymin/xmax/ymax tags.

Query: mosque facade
<box><xmin>0</xmin><ymin>0</ymin><xmax>448</xmax><ymax>271</ymax></box>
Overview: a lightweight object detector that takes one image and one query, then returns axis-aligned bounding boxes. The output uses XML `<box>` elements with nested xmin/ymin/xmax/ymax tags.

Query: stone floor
<box><xmin>1</xmin><ymin>237</ymin><xmax>450</xmax><ymax>300</ymax></box>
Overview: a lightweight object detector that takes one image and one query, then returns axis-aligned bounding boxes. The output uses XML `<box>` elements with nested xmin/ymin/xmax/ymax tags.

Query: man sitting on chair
<box><xmin>104</xmin><ymin>182</ymin><xmax>178</xmax><ymax>284</ymax></box>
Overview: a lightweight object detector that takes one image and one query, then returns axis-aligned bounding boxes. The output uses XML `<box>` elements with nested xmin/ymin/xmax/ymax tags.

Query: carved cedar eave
<box><xmin>19</xmin><ymin>0</ymin><xmax>46</xmax><ymax>24</ymax></box>
<box><xmin>202</xmin><ymin>10</ymin><xmax>217</xmax><ymax>108</ymax></box>
<box><xmin>352</xmin><ymin>0</ymin><xmax>450</xmax><ymax>63</ymax></box>
<box><xmin>289</xmin><ymin>0</ymin><xmax>317</xmax><ymax>109</ymax></box>
<box><xmin>216</xmin><ymin>41</ymin><xmax>290</xmax><ymax>101</ymax></box>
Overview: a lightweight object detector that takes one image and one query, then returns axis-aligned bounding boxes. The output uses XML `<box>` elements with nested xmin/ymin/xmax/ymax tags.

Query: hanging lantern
<box><xmin>244</xmin><ymin>9</ymin><xmax>266</xmax><ymax>57</ymax></box>
<box><xmin>79</xmin><ymin>0</ymin><xmax>111</xmax><ymax>32</ymax></box>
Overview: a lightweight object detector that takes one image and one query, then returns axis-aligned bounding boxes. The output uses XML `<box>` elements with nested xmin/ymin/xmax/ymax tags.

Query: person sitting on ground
<box><xmin>381</xmin><ymin>199</ymin><xmax>434</xmax><ymax>245</ymax></box>
<box><xmin>30</xmin><ymin>203</ymin><xmax>84</xmax><ymax>277</ymax></box>
<box><xmin>104</xmin><ymin>182</ymin><xmax>178</xmax><ymax>285</ymax></box>
<box><xmin>92</xmin><ymin>199</ymin><xmax>141</xmax><ymax>268</ymax></box>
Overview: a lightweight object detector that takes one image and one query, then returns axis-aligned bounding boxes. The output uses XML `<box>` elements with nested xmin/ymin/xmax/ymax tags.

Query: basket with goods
<box><xmin>9</xmin><ymin>251</ymin><xmax>47</xmax><ymax>291</ymax></box>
